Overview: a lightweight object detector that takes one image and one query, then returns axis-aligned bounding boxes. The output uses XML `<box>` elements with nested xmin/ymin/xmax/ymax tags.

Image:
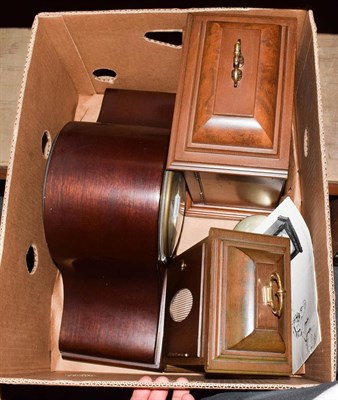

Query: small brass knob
<box><xmin>231</xmin><ymin>39</ymin><xmax>244</xmax><ymax>88</ymax></box>
<box><xmin>180</xmin><ymin>259</ymin><xmax>187</xmax><ymax>271</ymax></box>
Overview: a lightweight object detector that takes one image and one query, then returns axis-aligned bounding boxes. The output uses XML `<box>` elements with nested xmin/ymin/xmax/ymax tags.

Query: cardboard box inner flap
<box><xmin>0</xmin><ymin>8</ymin><xmax>335</xmax><ymax>389</ymax></box>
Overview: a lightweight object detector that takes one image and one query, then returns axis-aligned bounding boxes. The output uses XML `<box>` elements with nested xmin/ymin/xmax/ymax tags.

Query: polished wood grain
<box><xmin>43</xmin><ymin>121</ymin><xmax>170</xmax><ymax>368</ymax></box>
<box><xmin>164</xmin><ymin>228</ymin><xmax>292</xmax><ymax>376</ymax></box>
<box><xmin>97</xmin><ymin>88</ymin><xmax>176</xmax><ymax>129</ymax></box>
<box><xmin>192</xmin><ymin>22</ymin><xmax>283</xmax><ymax>150</ymax></box>
<box><xmin>167</xmin><ymin>14</ymin><xmax>297</xmax><ymax>172</ymax></box>
<box><xmin>167</xmin><ymin>14</ymin><xmax>297</xmax><ymax>214</ymax></box>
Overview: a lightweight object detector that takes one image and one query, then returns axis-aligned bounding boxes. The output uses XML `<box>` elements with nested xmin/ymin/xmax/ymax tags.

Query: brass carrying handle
<box><xmin>263</xmin><ymin>272</ymin><xmax>286</xmax><ymax>318</ymax></box>
<box><xmin>231</xmin><ymin>39</ymin><xmax>244</xmax><ymax>87</ymax></box>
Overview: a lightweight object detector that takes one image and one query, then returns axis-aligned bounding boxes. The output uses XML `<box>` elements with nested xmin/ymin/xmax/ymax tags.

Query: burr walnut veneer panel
<box><xmin>168</xmin><ymin>14</ymin><xmax>297</xmax><ymax>214</ymax></box>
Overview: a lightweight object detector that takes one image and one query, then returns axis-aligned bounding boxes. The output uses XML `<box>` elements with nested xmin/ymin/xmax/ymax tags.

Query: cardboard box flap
<box><xmin>0</xmin><ymin>370</ymin><xmax>323</xmax><ymax>390</ymax></box>
<box><xmin>35</xmin><ymin>8</ymin><xmax>307</xmax><ymax>95</ymax></box>
<box><xmin>37</xmin><ymin>11</ymin><xmax>186</xmax><ymax>95</ymax></box>
<box><xmin>293</xmin><ymin>10</ymin><xmax>336</xmax><ymax>382</ymax></box>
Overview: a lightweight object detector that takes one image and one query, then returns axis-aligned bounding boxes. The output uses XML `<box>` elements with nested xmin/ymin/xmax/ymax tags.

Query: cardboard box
<box><xmin>0</xmin><ymin>7</ymin><xmax>336</xmax><ymax>391</ymax></box>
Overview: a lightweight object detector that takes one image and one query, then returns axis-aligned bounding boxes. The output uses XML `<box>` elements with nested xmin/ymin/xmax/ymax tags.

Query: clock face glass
<box><xmin>158</xmin><ymin>170</ymin><xmax>186</xmax><ymax>263</ymax></box>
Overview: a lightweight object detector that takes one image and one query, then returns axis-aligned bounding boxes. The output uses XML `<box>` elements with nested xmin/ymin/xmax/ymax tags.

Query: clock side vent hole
<box><xmin>169</xmin><ymin>288</ymin><xmax>193</xmax><ymax>322</ymax></box>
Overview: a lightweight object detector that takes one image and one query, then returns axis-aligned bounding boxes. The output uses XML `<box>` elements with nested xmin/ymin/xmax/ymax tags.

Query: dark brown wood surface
<box><xmin>98</xmin><ymin>88</ymin><xmax>176</xmax><ymax>129</ymax></box>
<box><xmin>43</xmin><ymin>121</ymin><xmax>170</xmax><ymax>367</ymax></box>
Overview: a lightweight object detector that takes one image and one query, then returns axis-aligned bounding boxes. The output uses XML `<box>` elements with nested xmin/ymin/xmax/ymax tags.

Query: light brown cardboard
<box><xmin>0</xmin><ymin>7</ymin><xmax>335</xmax><ymax>390</ymax></box>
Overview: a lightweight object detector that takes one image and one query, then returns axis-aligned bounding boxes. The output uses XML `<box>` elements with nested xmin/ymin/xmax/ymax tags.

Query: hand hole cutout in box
<box><xmin>26</xmin><ymin>244</ymin><xmax>38</xmax><ymax>274</ymax></box>
<box><xmin>92</xmin><ymin>68</ymin><xmax>117</xmax><ymax>83</ymax></box>
<box><xmin>144</xmin><ymin>30</ymin><xmax>183</xmax><ymax>47</ymax></box>
<box><xmin>41</xmin><ymin>130</ymin><xmax>52</xmax><ymax>159</ymax></box>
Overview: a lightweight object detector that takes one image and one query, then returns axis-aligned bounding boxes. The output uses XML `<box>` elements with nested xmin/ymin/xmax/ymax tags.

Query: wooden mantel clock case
<box><xmin>167</xmin><ymin>14</ymin><xmax>297</xmax><ymax>216</ymax></box>
<box><xmin>164</xmin><ymin>228</ymin><xmax>292</xmax><ymax>376</ymax></box>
